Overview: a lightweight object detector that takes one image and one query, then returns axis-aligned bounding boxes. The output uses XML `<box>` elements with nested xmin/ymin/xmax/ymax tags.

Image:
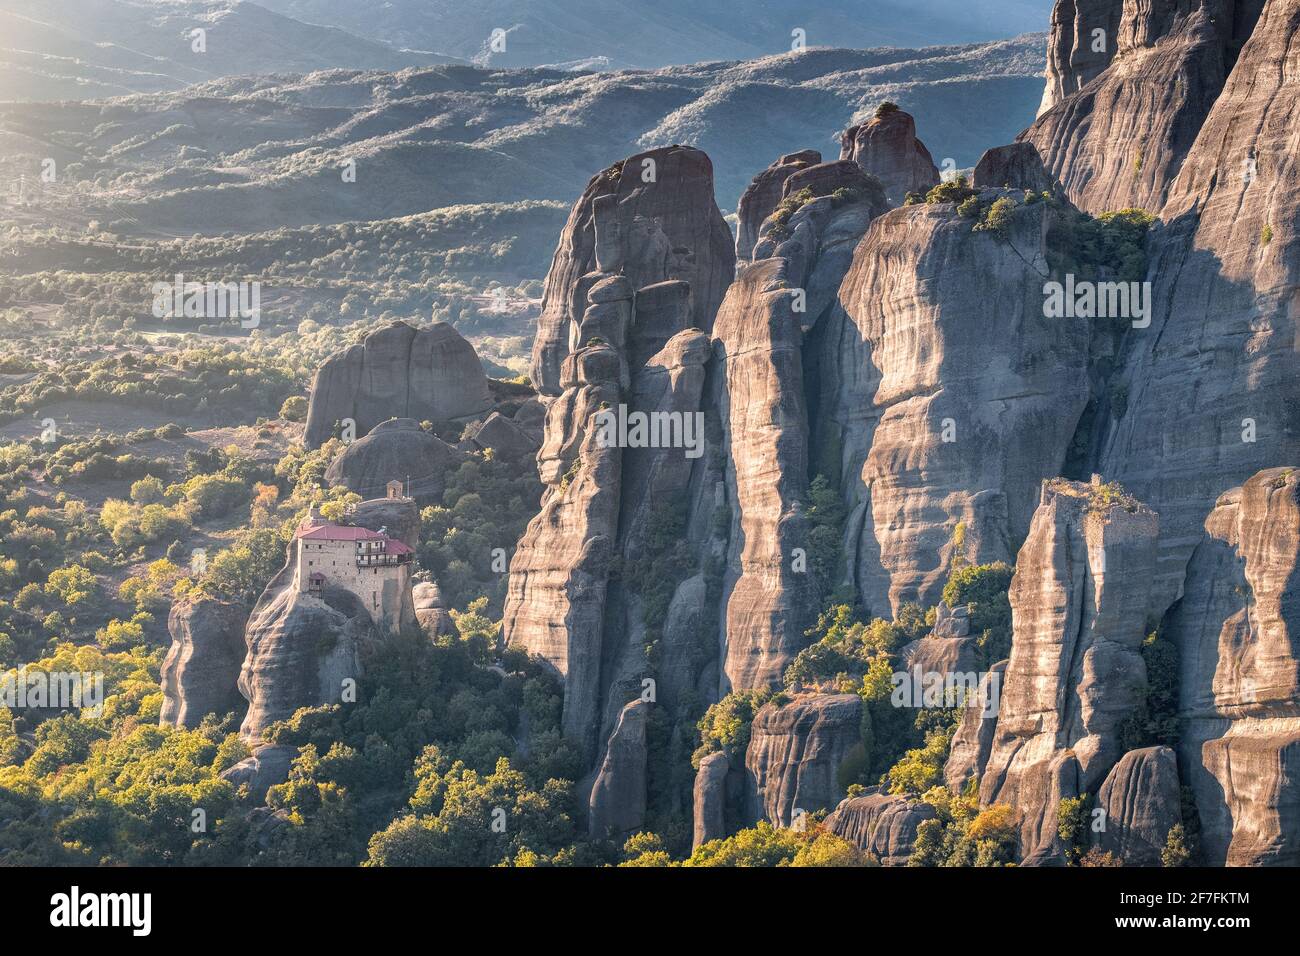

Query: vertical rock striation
<box><xmin>505</xmin><ymin>147</ymin><xmax>734</xmax><ymax>831</ymax></box>
<box><xmin>1024</xmin><ymin>4</ymin><xmax>1234</xmax><ymax>215</ymax></box>
<box><xmin>978</xmin><ymin>479</ymin><xmax>1159</xmax><ymax>863</ymax></box>
<box><xmin>826</xmin><ymin>192</ymin><xmax>1092</xmax><ymax>615</ymax></box>
<box><xmin>1099</xmin><ymin>0</ymin><xmax>1300</xmax><ymax>611</ymax></box>
<box><xmin>1167</xmin><ymin>468</ymin><xmax>1300</xmax><ymax>865</ymax></box>
<box><xmin>743</xmin><ymin>693</ymin><xmax>863</xmax><ymax>827</ymax></box>
<box><xmin>714</xmin><ymin>258</ymin><xmax>816</xmax><ymax>691</ymax></box>
<box><xmin>1037</xmin><ymin>0</ymin><xmax>1124</xmax><ymax>115</ymax></box>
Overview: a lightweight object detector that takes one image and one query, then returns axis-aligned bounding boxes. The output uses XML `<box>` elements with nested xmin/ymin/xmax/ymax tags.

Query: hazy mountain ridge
<box><xmin>0</xmin><ymin>34</ymin><xmax>1047</xmax><ymax>239</ymax></box>
<box><xmin>259</xmin><ymin>0</ymin><xmax>1055</xmax><ymax>69</ymax></box>
<box><xmin>0</xmin><ymin>0</ymin><xmax>457</xmax><ymax>102</ymax></box>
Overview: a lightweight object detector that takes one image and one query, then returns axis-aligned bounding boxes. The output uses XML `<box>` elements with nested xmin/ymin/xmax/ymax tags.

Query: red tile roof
<box><xmin>296</xmin><ymin>522</ymin><xmax>385</xmax><ymax>541</ymax></box>
<box><xmin>296</xmin><ymin>520</ymin><xmax>415</xmax><ymax>555</ymax></box>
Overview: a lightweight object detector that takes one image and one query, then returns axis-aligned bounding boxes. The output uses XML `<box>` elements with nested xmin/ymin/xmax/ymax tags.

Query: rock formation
<box><xmin>491</xmin><ymin>1</ymin><xmax>1300</xmax><ymax>864</ymax></box>
<box><xmin>237</xmin><ymin>575</ymin><xmax>378</xmax><ymax>742</ymax></box>
<box><xmin>825</xmin><ymin>189</ymin><xmax>1092</xmax><ymax>616</ymax></box>
<box><xmin>529</xmin><ymin>146</ymin><xmax>734</xmax><ymax>395</ymax></box>
<box><xmin>413</xmin><ymin>581</ymin><xmax>456</xmax><ymax>639</ymax></box>
<box><xmin>587</xmin><ymin>700</ymin><xmax>651</xmax><ymax>839</ymax></box>
<box><xmin>342</xmin><ymin>493</ymin><xmax>422</xmax><ymax>550</ymax></box>
<box><xmin>743</xmin><ymin>693</ymin><xmax>863</xmax><ymax>827</ymax></box>
<box><xmin>1026</xmin><ymin>1</ymin><xmax>1267</xmax><ymax>215</ymax></box>
<box><xmin>160</xmin><ymin>596</ymin><xmax>249</xmax><ymax>729</ymax></box>
<box><xmin>220</xmin><ymin>743</ymin><xmax>297</xmax><ymax>804</ymax></box>
<box><xmin>324</xmin><ymin>418</ymin><xmax>462</xmax><ymax>505</ymax></box>
<box><xmin>236</xmin><ymin>506</ymin><xmax>416</xmax><ymax>742</ymax></box>
<box><xmin>460</xmin><ymin>411</ymin><xmax>540</xmax><ymax>460</ymax></box>
<box><xmin>1167</xmin><ymin>468</ymin><xmax>1300</xmax><ymax>865</ymax></box>
<box><xmin>978</xmin><ymin>478</ymin><xmax>1159</xmax><ymax>863</ymax></box>
<box><xmin>1025</xmin><ymin>6</ymin><xmax>1226</xmax><ymax>215</ymax></box>
<box><xmin>825</xmin><ymin>788</ymin><xmax>937</xmax><ymax>865</ymax></box>
<box><xmin>899</xmin><ymin>602</ymin><xmax>980</xmax><ymax>680</ymax></box>
<box><xmin>1037</xmin><ymin>0</ymin><xmax>1124</xmax><ymax>115</ymax></box>
<box><xmin>505</xmin><ymin>146</ymin><xmax>733</xmax><ymax>805</ymax></box>
<box><xmin>943</xmin><ymin>660</ymin><xmax>1008</xmax><ymax>794</ymax></box>
<box><xmin>304</xmin><ymin>320</ymin><xmax>493</xmax><ymax>446</ymax></box>
<box><xmin>717</xmin><ymin>159</ymin><xmax>888</xmax><ymax>690</ymax></box>
<box><xmin>971</xmin><ymin>142</ymin><xmax>1056</xmax><ymax>193</ymax></box>
<box><xmin>713</xmin><ymin>258</ymin><xmax>816</xmax><ymax>692</ymax></box>
<box><xmin>1093</xmin><ymin>745</ymin><xmax>1182</xmax><ymax>866</ymax></box>
<box><xmin>1098</xmin><ymin>0</ymin><xmax>1300</xmax><ymax>611</ymax></box>
<box><xmin>692</xmin><ymin>751</ymin><xmax>734</xmax><ymax>849</ymax></box>
<box><xmin>735</xmin><ymin>150</ymin><xmax>821</xmax><ymax>264</ymax></box>
<box><xmin>840</xmin><ymin>106</ymin><xmax>940</xmax><ymax>205</ymax></box>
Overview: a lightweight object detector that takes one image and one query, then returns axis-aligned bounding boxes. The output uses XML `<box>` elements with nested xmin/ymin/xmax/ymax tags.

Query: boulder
<box><xmin>219</xmin><ymin>743</ymin><xmax>296</xmax><ymax>803</ymax></box>
<box><xmin>304</xmin><ymin>321</ymin><xmax>493</xmax><ymax>446</ymax></box>
<box><xmin>744</xmin><ymin>693</ymin><xmax>863</xmax><ymax>827</ymax></box>
<box><xmin>413</xmin><ymin>581</ymin><xmax>456</xmax><ymax>638</ymax></box>
<box><xmin>971</xmin><ymin>142</ymin><xmax>1055</xmax><ymax>193</ymax></box>
<box><xmin>324</xmin><ymin>417</ymin><xmax>462</xmax><ymax>504</ymax></box>
<box><xmin>1093</xmin><ymin>746</ymin><xmax>1182</xmax><ymax>866</ymax></box>
<box><xmin>160</xmin><ymin>596</ymin><xmax>249</xmax><ymax>729</ymax></box>
<box><xmin>342</xmin><ymin>492</ymin><xmax>421</xmax><ymax>549</ymax></box>
<box><xmin>463</xmin><ymin>411</ymin><xmax>540</xmax><ymax>460</ymax></box>
<box><xmin>840</xmin><ymin>107</ymin><xmax>940</xmax><ymax>205</ymax></box>
<box><xmin>825</xmin><ymin>789</ymin><xmax>937</xmax><ymax>865</ymax></box>
<box><xmin>237</xmin><ymin>555</ymin><xmax>390</xmax><ymax>741</ymax></box>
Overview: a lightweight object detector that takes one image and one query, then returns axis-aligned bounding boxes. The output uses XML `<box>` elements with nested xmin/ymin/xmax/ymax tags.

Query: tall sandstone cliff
<box><xmin>502</xmin><ymin>2</ymin><xmax>1300</xmax><ymax>860</ymax></box>
<box><xmin>718</xmin><ymin>160</ymin><xmax>888</xmax><ymax>689</ymax></box>
<box><xmin>1167</xmin><ymin>469</ymin><xmax>1300</xmax><ymax>865</ymax></box>
<box><xmin>1099</xmin><ymin>0</ymin><xmax>1300</xmax><ymax>611</ymax></box>
<box><xmin>823</xmin><ymin>188</ymin><xmax>1092</xmax><ymax>616</ymax></box>
<box><xmin>504</xmin><ymin>147</ymin><xmax>734</xmax><ymax>834</ymax></box>
<box><xmin>976</xmin><ymin>479</ymin><xmax>1159</xmax><ymax>864</ymax></box>
<box><xmin>529</xmin><ymin>146</ymin><xmax>734</xmax><ymax>396</ymax></box>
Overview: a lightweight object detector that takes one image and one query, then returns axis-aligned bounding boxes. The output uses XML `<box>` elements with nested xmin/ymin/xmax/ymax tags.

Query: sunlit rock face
<box><xmin>1097</xmin><ymin>0</ymin><xmax>1300</xmax><ymax>613</ymax></box>
<box><xmin>304</xmin><ymin>320</ymin><xmax>492</xmax><ymax>446</ymax></box>
<box><xmin>978</xmin><ymin>479</ymin><xmax>1158</xmax><ymax>864</ymax></box>
<box><xmin>529</xmin><ymin>146</ymin><xmax>734</xmax><ymax>396</ymax></box>
<box><xmin>1167</xmin><ymin>469</ymin><xmax>1300</xmax><ymax>866</ymax></box>
<box><xmin>824</xmin><ymin>194</ymin><xmax>1091</xmax><ymax>617</ymax></box>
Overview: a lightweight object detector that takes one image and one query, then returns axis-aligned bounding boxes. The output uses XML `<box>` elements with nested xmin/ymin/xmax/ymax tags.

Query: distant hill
<box><xmin>0</xmin><ymin>0</ymin><xmax>457</xmax><ymax>102</ymax></box>
<box><xmin>0</xmin><ymin>34</ymin><xmax>1047</xmax><ymax>237</ymax></box>
<box><xmin>258</xmin><ymin>0</ymin><xmax>1055</xmax><ymax>69</ymax></box>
